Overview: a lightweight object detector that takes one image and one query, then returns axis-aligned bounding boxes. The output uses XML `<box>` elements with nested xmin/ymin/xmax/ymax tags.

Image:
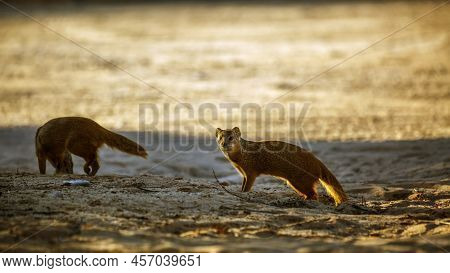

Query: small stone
<box><xmin>62</xmin><ymin>179</ymin><xmax>90</xmax><ymax>186</ymax></box>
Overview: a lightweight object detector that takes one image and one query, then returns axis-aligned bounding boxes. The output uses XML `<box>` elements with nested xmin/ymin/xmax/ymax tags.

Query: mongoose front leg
<box><xmin>241</xmin><ymin>176</ymin><xmax>247</xmax><ymax>192</ymax></box>
<box><xmin>234</xmin><ymin>166</ymin><xmax>250</xmax><ymax>192</ymax></box>
<box><xmin>37</xmin><ymin>156</ymin><xmax>46</xmax><ymax>174</ymax></box>
<box><xmin>242</xmin><ymin>173</ymin><xmax>256</xmax><ymax>192</ymax></box>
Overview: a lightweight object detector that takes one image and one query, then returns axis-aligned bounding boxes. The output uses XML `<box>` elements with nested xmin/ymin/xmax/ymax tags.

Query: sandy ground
<box><xmin>0</xmin><ymin>137</ymin><xmax>449</xmax><ymax>252</ymax></box>
<box><xmin>0</xmin><ymin>2</ymin><xmax>449</xmax><ymax>252</ymax></box>
<box><xmin>0</xmin><ymin>171</ymin><xmax>449</xmax><ymax>252</ymax></box>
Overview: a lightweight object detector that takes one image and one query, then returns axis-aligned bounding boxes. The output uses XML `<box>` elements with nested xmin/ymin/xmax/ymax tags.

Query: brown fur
<box><xmin>216</xmin><ymin>127</ymin><xmax>347</xmax><ymax>206</ymax></box>
<box><xmin>35</xmin><ymin>117</ymin><xmax>147</xmax><ymax>176</ymax></box>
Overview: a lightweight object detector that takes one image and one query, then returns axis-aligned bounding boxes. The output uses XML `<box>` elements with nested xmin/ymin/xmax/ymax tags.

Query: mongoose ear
<box><xmin>232</xmin><ymin>127</ymin><xmax>241</xmax><ymax>137</ymax></box>
<box><xmin>215</xmin><ymin>128</ymin><xmax>222</xmax><ymax>138</ymax></box>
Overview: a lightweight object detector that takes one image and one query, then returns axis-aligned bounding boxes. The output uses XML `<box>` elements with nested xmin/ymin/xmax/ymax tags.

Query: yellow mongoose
<box><xmin>216</xmin><ymin>127</ymin><xmax>347</xmax><ymax>205</ymax></box>
<box><xmin>35</xmin><ymin>117</ymin><xmax>147</xmax><ymax>175</ymax></box>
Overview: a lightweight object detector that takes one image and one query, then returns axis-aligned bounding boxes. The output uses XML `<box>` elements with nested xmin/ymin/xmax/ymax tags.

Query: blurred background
<box><xmin>0</xmin><ymin>0</ymin><xmax>449</xmax><ymax>177</ymax></box>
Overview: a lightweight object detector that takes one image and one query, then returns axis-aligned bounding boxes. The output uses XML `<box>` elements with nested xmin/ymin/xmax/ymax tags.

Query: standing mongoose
<box><xmin>35</xmin><ymin>117</ymin><xmax>147</xmax><ymax>175</ymax></box>
<box><xmin>216</xmin><ymin>127</ymin><xmax>347</xmax><ymax>206</ymax></box>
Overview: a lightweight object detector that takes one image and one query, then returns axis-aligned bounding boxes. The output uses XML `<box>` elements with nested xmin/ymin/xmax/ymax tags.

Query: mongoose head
<box><xmin>216</xmin><ymin>127</ymin><xmax>241</xmax><ymax>154</ymax></box>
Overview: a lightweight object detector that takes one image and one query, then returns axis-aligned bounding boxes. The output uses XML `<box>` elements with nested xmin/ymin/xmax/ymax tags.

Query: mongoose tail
<box><xmin>102</xmin><ymin>129</ymin><xmax>147</xmax><ymax>158</ymax></box>
<box><xmin>319</xmin><ymin>163</ymin><xmax>348</xmax><ymax>206</ymax></box>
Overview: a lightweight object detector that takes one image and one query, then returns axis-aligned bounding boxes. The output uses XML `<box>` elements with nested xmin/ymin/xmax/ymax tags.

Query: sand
<box><xmin>0</xmin><ymin>170</ymin><xmax>449</xmax><ymax>252</ymax></box>
<box><xmin>0</xmin><ymin>2</ymin><xmax>449</xmax><ymax>252</ymax></box>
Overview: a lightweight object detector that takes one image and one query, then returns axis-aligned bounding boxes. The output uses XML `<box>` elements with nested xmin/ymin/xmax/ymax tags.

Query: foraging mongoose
<box><xmin>35</xmin><ymin>117</ymin><xmax>147</xmax><ymax>175</ymax></box>
<box><xmin>216</xmin><ymin>127</ymin><xmax>347</xmax><ymax>205</ymax></box>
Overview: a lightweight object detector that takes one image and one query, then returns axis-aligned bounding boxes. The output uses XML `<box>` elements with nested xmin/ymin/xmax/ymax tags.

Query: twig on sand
<box><xmin>351</xmin><ymin>203</ymin><xmax>378</xmax><ymax>214</ymax></box>
<box><xmin>212</xmin><ymin>169</ymin><xmax>252</xmax><ymax>202</ymax></box>
<box><xmin>136</xmin><ymin>187</ymin><xmax>159</xmax><ymax>193</ymax></box>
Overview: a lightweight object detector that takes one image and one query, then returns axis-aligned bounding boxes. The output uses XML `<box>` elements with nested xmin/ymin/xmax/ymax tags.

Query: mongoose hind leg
<box><xmin>287</xmin><ymin>177</ymin><xmax>319</xmax><ymax>201</ymax></box>
<box><xmin>67</xmin><ymin>140</ymin><xmax>100</xmax><ymax>176</ymax></box>
<box><xmin>83</xmin><ymin>162</ymin><xmax>91</xmax><ymax>175</ymax></box>
<box><xmin>78</xmin><ymin>150</ymin><xmax>99</xmax><ymax>176</ymax></box>
<box><xmin>88</xmin><ymin>158</ymin><xmax>100</xmax><ymax>176</ymax></box>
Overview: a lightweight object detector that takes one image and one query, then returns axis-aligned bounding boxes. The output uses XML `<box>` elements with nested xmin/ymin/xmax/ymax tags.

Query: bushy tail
<box><xmin>101</xmin><ymin>129</ymin><xmax>147</xmax><ymax>158</ymax></box>
<box><xmin>319</xmin><ymin>163</ymin><xmax>347</xmax><ymax>206</ymax></box>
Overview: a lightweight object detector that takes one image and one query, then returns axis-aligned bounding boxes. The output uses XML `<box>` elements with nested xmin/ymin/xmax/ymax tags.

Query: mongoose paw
<box><xmin>84</xmin><ymin>166</ymin><xmax>91</xmax><ymax>175</ymax></box>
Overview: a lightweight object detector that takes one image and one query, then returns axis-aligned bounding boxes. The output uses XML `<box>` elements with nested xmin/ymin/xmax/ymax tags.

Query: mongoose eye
<box><xmin>228</xmin><ymin>136</ymin><xmax>233</xmax><ymax>141</ymax></box>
